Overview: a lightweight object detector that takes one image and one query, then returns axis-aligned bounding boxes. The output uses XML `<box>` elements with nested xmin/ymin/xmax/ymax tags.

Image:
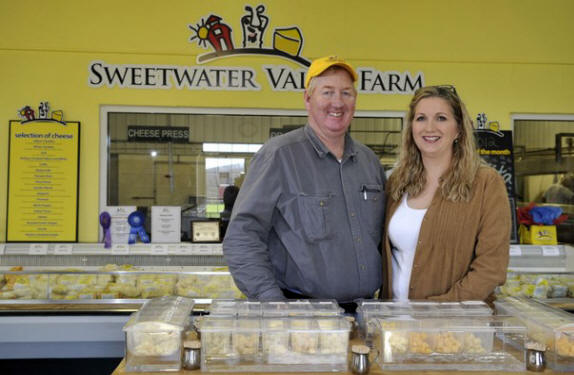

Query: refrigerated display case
<box><xmin>0</xmin><ymin>242</ymin><xmax>237</xmax><ymax>359</ymax></box>
<box><xmin>0</xmin><ymin>243</ymin><xmax>239</xmax><ymax>306</ymax></box>
<box><xmin>499</xmin><ymin>244</ymin><xmax>574</xmax><ymax>311</ymax></box>
<box><xmin>1</xmin><ymin>242</ymin><xmax>572</xmax><ymax>361</ymax></box>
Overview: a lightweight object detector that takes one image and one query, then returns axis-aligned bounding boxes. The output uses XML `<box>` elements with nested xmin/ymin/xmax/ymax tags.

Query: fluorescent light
<box><xmin>203</xmin><ymin>143</ymin><xmax>262</xmax><ymax>153</ymax></box>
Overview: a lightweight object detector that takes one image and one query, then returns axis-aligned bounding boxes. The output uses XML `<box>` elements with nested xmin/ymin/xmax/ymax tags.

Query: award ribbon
<box><xmin>99</xmin><ymin>211</ymin><xmax>112</xmax><ymax>248</ymax></box>
<box><xmin>128</xmin><ymin>211</ymin><xmax>150</xmax><ymax>244</ymax></box>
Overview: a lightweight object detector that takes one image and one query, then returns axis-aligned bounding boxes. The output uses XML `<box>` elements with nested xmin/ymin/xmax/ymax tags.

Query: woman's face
<box><xmin>411</xmin><ymin>97</ymin><xmax>460</xmax><ymax>160</ymax></box>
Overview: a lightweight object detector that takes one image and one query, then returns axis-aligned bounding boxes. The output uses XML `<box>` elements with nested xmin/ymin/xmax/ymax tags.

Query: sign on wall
<box><xmin>6</xmin><ymin>104</ymin><xmax>80</xmax><ymax>242</ymax></box>
<box><xmin>474</xmin><ymin>115</ymin><xmax>518</xmax><ymax>243</ymax></box>
<box><xmin>87</xmin><ymin>4</ymin><xmax>425</xmax><ymax>93</ymax></box>
<box><xmin>475</xmin><ymin>116</ymin><xmax>515</xmax><ymax>196</ymax></box>
<box><xmin>127</xmin><ymin>126</ymin><xmax>190</xmax><ymax>143</ymax></box>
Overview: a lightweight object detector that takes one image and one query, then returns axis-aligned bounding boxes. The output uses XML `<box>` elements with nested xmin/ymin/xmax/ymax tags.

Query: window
<box><xmin>204</xmin><ymin>157</ymin><xmax>245</xmax><ymax>218</ymax></box>
<box><xmin>513</xmin><ymin>115</ymin><xmax>574</xmax><ymax>243</ymax></box>
<box><xmin>513</xmin><ymin>116</ymin><xmax>574</xmax><ymax>204</ymax></box>
<box><xmin>100</xmin><ymin>106</ymin><xmax>403</xmax><ymax>240</ymax></box>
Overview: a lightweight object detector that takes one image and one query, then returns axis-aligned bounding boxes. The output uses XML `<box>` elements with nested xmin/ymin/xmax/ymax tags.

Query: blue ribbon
<box><xmin>530</xmin><ymin>206</ymin><xmax>563</xmax><ymax>225</ymax></box>
<box><xmin>128</xmin><ymin>211</ymin><xmax>150</xmax><ymax>244</ymax></box>
<box><xmin>99</xmin><ymin>211</ymin><xmax>112</xmax><ymax>248</ymax></box>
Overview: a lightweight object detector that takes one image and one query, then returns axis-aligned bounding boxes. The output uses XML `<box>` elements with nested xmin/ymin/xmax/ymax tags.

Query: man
<box><xmin>219</xmin><ymin>185</ymin><xmax>240</xmax><ymax>239</ymax></box>
<box><xmin>543</xmin><ymin>173</ymin><xmax>574</xmax><ymax>204</ymax></box>
<box><xmin>223</xmin><ymin>56</ymin><xmax>385</xmax><ymax>308</ymax></box>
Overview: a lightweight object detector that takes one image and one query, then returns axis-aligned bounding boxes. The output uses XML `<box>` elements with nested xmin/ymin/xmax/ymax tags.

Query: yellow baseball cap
<box><xmin>304</xmin><ymin>55</ymin><xmax>358</xmax><ymax>89</ymax></box>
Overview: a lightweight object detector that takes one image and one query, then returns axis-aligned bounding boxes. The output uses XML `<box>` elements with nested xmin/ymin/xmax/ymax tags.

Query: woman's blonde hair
<box><xmin>389</xmin><ymin>85</ymin><xmax>483</xmax><ymax>202</ymax></box>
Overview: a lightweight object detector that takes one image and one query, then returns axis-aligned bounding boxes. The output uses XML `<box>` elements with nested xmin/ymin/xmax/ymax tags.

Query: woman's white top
<box><xmin>388</xmin><ymin>194</ymin><xmax>427</xmax><ymax>301</ymax></box>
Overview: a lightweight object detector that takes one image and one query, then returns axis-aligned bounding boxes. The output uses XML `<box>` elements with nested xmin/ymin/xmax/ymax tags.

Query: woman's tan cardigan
<box><xmin>381</xmin><ymin>166</ymin><xmax>511</xmax><ymax>303</ymax></box>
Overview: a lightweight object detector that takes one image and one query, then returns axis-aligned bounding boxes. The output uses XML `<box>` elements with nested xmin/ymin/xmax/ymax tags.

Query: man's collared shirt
<box><xmin>223</xmin><ymin>124</ymin><xmax>385</xmax><ymax>303</ymax></box>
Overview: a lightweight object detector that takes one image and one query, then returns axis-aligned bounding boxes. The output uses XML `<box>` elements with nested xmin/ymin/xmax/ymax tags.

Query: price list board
<box><xmin>475</xmin><ymin>129</ymin><xmax>518</xmax><ymax>243</ymax></box>
<box><xmin>6</xmin><ymin>120</ymin><xmax>80</xmax><ymax>242</ymax></box>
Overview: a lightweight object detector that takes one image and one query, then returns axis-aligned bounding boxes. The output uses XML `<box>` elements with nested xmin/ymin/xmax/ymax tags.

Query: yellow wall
<box><xmin>1</xmin><ymin>0</ymin><xmax>574</xmax><ymax>242</ymax></box>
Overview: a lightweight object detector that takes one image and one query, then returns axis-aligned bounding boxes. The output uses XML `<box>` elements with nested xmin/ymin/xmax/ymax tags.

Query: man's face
<box><xmin>304</xmin><ymin>68</ymin><xmax>356</xmax><ymax>140</ymax></box>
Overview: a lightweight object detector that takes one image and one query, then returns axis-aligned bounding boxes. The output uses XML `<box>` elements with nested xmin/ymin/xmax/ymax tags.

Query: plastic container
<box><xmin>201</xmin><ymin>317</ymin><xmax>234</xmax><ymax>359</ymax></box>
<box><xmin>495</xmin><ymin>296</ymin><xmax>574</xmax><ymax>371</ymax></box>
<box><xmin>123</xmin><ymin>296</ymin><xmax>195</xmax><ymax>372</ymax></box>
<box><xmin>262</xmin><ymin>319</ymin><xmax>289</xmax><ymax>356</ymax></box>
<box><xmin>371</xmin><ymin>315</ymin><xmax>526</xmax><ymax>371</ymax></box>
<box><xmin>356</xmin><ymin>300</ymin><xmax>492</xmax><ymax>344</ymax></box>
<box><xmin>200</xmin><ymin>315</ymin><xmax>351</xmax><ymax>372</ymax></box>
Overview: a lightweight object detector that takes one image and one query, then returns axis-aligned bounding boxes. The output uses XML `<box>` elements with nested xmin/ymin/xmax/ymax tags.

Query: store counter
<box><xmin>111</xmin><ymin>336</ymin><xmax>555</xmax><ymax>375</ymax></box>
<box><xmin>111</xmin><ymin>357</ymin><xmax>557</xmax><ymax>375</ymax></box>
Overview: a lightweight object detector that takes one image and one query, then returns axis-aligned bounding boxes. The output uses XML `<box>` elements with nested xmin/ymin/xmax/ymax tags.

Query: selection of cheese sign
<box><xmin>7</xmin><ymin>119</ymin><xmax>80</xmax><ymax>242</ymax></box>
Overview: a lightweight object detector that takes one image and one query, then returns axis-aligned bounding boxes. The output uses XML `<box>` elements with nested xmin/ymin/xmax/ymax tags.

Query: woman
<box><xmin>381</xmin><ymin>85</ymin><xmax>510</xmax><ymax>303</ymax></box>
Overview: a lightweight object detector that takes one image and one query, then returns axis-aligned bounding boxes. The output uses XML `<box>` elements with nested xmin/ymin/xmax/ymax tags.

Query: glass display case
<box><xmin>499</xmin><ymin>271</ymin><xmax>574</xmax><ymax>299</ymax></box>
<box><xmin>0</xmin><ymin>267</ymin><xmax>243</xmax><ymax>301</ymax></box>
<box><xmin>0</xmin><ymin>242</ymin><xmax>572</xmax><ymax>363</ymax></box>
<box><xmin>0</xmin><ymin>242</ymin><xmax>243</xmax><ymax>310</ymax></box>
<box><xmin>498</xmin><ymin>244</ymin><xmax>574</xmax><ymax>310</ymax></box>
<box><xmin>0</xmin><ymin>242</ymin><xmax>238</xmax><ymax>360</ymax></box>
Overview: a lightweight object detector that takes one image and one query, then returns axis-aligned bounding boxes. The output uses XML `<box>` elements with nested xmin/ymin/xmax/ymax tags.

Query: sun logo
<box><xmin>189</xmin><ymin>15</ymin><xmax>234</xmax><ymax>52</ymax></box>
<box><xmin>188</xmin><ymin>18</ymin><xmax>211</xmax><ymax>49</ymax></box>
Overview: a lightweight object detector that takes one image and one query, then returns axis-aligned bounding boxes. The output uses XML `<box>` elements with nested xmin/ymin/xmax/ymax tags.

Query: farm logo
<box><xmin>17</xmin><ymin>102</ymin><xmax>64</xmax><ymax>124</ymax></box>
<box><xmin>88</xmin><ymin>4</ymin><xmax>424</xmax><ymax>93</ymax></box>
<box><xmin>189</xmin><ymin>5</ymin><xmax>309</xmax><ymax>67</ymax></box>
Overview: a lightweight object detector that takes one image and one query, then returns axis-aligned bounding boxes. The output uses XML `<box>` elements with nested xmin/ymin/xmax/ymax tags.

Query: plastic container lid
<box><xmin>357</xmin><ymin>300</ymin><xmax>491</xmax><ymax>318</ymax></box>
<box><xmin>208</xmin><ymin>299</ymin><xmax>344</xmax><ymax>317</ymax></box>
<box><xmin>123</xmin><ymin>296</ymin><xmax>195</xmax><ymax>332</ymax></box>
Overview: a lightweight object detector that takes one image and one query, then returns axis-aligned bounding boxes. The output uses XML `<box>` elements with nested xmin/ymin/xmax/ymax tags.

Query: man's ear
<box><xmin>304</xmin><ymin>90</ymin><xmax>311</xmax><ymax>110</ymax></box>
